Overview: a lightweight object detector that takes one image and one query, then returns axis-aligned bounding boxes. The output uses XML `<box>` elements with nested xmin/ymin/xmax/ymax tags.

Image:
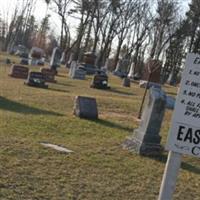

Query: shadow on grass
<box><xmin>104</xmin><ymin>88</ymin><xmax>134</xmax><ymax>96</ymax></box>
<box><xmin>0</xmin><ymin>97</ymin><xmax>63</xmax><ymax>116</ymax></box>
<box><xmin>93</xmin><ymin>118</ymin><xmax>133</xmax><ymax>132</ymax></box>
<box><xmin>48</xmin><ymin>87</ymin><xmax>69</xmax><ymax>93</ymax></box>
<box><xmin>55</xmin><ymin>82</ymin><xmax>75</xmax><ymax>87</ymax></box>
<box><xmin>148</xmin><ymin>154</ymin><xmax>200</xmax><ymax>175</ymax></box>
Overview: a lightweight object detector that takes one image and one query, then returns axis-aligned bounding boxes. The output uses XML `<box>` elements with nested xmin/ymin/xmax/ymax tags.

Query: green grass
<box><xmin>0</xmin><ymin>52</ymin><xmax>200</xmax><ymax>200</ymax></box>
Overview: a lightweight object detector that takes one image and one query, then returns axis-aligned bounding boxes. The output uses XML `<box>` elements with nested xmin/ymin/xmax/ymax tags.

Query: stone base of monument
<box><xmin>24</xmin><ymin>71</ymin><xmax>48</xmax><ymax>88</ymax></box>
<box><xmin>9</xmin><ymin>65</ymin><xmax>29</xmax><ymax>79</ymax></box>
<box><xmin>139</xmin><ymin>80</ymin><xmax>161</xmax><ymax>89</ymax></box>
<box><xmin>20</xmin><ymin>58</ymin><xmax>29</xmax><ymax>65</ymax></box>
<box><xmin>73</xmin><ymin>96</ymin><xmax>98</xmax><ymax>119</ymax></box>
<box><xmin>122</xmin><ymin>78</ymin><xmax>131</xmax><ymax>87</ymax></box>
<box><xmin>122</xmin><ymin>129</ymin><xmax>163</xmax><ymax>155</ymax></box>
<box><xmin>40</xmin><ymin>68</ymin><xmax>56</xmax><ymax>83</ymax></box>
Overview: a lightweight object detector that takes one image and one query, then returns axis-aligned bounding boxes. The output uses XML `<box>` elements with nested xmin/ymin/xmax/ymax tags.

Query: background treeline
<box><xmin>0</xmin><ymin>0</ymin><xmax>199</xmax><ymax>77</ymax></box>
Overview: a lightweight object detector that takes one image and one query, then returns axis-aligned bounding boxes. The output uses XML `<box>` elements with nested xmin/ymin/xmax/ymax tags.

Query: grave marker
<box><xmin>40</xmin><ymin>68</ymin><xmax>56</xmax><ymax>83</ymax></box>
<box><xmin>25</xmin><ymin>71</ymin><xmax>48</xmax><ymax>88</ymax></box>
<box><xmin>122</xmin><ymin>87</ymin><xmax>166</xmax><ymax>155</ymax></box>
<box><xmin>74</xmin><ymin>96</ymin><xmax>98</xmax><ymax>119</ymax></box>
<box><xmin>9</xmin><ymin>65</ymin><xmax>29</xmax><ymax>79</ymax></box>
<box><xmin>50</xmin><ymin>47</ymin><xmax>62</xmax><ymax>71</ymax></box>
<box><xmin>90</xmin><ymin>71</ymin><xmax>110</xmax><ymax>89</ymax></box>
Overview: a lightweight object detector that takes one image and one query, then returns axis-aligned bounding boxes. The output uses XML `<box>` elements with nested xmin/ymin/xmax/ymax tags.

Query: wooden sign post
<box><xmin>158</xmin><ymin>53</ymin><xmax>200</xmax><ymax>200</ymax></box>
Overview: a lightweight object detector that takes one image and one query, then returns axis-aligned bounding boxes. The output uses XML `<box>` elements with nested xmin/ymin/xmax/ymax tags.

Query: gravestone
<box><xmin>74</xmin><ymin>96</ymin><xmax>98</xmax><ymax>119</ymax></box>
<box><xmin>113</xmin><ymin>58</ymin><xmax>129</xmax><ymax>78</ymax></box>
<box><xmin>128</xmin><ymin>61</ymin><xmax>144</xmax><ymax>80</ymax></box>
<box><xmin>9</xmin><ymin>65</ymin><xmax>29</xmax><ymax>79</ymax></box>
<box><xmin>60</xmin><ymin>52</ymin><xmax>66</xmax><ymax>64</ymax></box>
<box><xmin>69</xmin><ymin>61</ymin><xmax>77</xmax><ymax>77</ymax></box>
<box><xmin>29</xmin><ymin>47</ymin><xmax>44</xmax><ymax>66</ymax></box>
<box><xmin>122</xmin><ymin>77</ymin><xmax>131</xmax><ymax>87</ymax></box>
<box><xmin>20</xmin><ymin>58</ymin><xmax>29</xmax><ymax>65</ymax></box>
<box><xmin>25</xmin><ymin>71</ymin><xmax>48</xmax><ymax>88</ymax></box>
<box><xmin>72</xmin><ymin>66</ymin><xmax>86</xmax><ymax>80</ymax></box>
<box><xmin>50</xmin><ymin>47</ymin><xmax>62</xmax><ymax>71</ymax></box>
<box><xmin>82</xmin><ymin>52</ymin><xmax>97</xmax><ymax>75</ymax></box>
<box><xmin>40</xmin><ymin>68</ymin><xmax>56</xmax><ymax>83</ymax></box>
<box><xmin>122</xmin><ymin>87</ymin><xmax>166</xmax><ymax>155</ymax></box>
<box><xmin>90</xmin><ymin>70</ymin><xmax>110</xmax><ymax>89</ymax></box>
<box><xmin>140</xmin><ymin>59</ymin><xmax>162</xmax><ymax>89</ymax></box>
<box><xmin>5</xmin><ymin>58</ymin><xmax>11</xmax><ymax>64</ymax></box>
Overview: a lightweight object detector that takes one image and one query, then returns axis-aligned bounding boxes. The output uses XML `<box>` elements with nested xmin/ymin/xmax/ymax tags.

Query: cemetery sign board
<box><xmin>166</xmin><ymin>53</ymin><xmax>200</xmax><ymax>158</ymax></box>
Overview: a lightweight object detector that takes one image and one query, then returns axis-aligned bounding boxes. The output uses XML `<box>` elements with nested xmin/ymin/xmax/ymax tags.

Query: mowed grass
<box><xmin>0</xmin><ymin>52</ymin><xmax>200</xmax><ymax>200</ymax></box>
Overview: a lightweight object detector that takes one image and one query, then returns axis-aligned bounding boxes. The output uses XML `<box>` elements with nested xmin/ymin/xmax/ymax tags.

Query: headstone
<box><xmin>20</xmin><ymin>58</ymin><xmax>29</xmax><ymax>65</ymax></box>
<box><xmin>40</xmin><ymin>68</ymin><xmax>56</xmax><ymax>83</ymax></box>
<box><xmin>60</xmin><ymin>52</ymin><xmax>66</xmax><ymax>64</ymax></box>
<box><xmin>72</xmin><ymin>66</ymin><xmax>86</xmax><ymax>80</ymax></box>
<box><xmin>9</xmin><ymin>65</ymin><xmax>29</xmax><ymax>79</ymax></box>
<box><xmin>69</xmin><ymin>61</ymin><xmax>77</xmax><ymax>77</ymax></box>
<box><xmin>122</xmin><ymin>87</ymin><xmax>166</xmax><ymax>155</ymax></box>
<box><xmin>113</xmin><ymin>58</ymin><xmax>130</xmax><ymax>78</ymax></box>
<box><xmin>29</xmin><ymin>47</ymin><xmax>44</xmax><ymax>66</ymax></box>
<box><xmin>74</xmin><ymin>96</ymin><xmax>98</xmax><ymax>119</ymax></box>
<box><xmin>50</xmin><ymin>47</ymin><xmax>62</xmax><ymax>71</ymax></box>
<box><xmin>5</xmin><ymin>58</ymin><xmax>11</xmax><ymax>64</ymax></box>
<box><xmin>90</xmin><ymin>70</ymin><xmax>110</xmax><ymax>89</ymax></box>
<box><xmin>122</xmin><ymin>77</ymin><xmax>131</xmax><ymax>87</ymax></box>
<box><xmin>25</xmin><ymin>71</ymin><xmax>48</xmax><ymax>88</ymax></box>
<box><xmin>128</xmin><ymin>61</ymin><xmax>144</xmax><ymax>80</ymax></box>
<box><xmin>140</xmin><ymin>59</ymin><xmax>162</xmax><ymax>89</ymax></box>
<box><xmin>81</xmin><ymin>52</ymin><xmax>97</xmax><ymax>75</ymax></box>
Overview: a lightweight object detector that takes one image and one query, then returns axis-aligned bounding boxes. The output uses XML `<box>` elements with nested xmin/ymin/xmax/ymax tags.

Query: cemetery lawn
<box><xmin>0</xmin><ymin>52</ymin><xmax>200</xmax><ymax>200</ymax></box>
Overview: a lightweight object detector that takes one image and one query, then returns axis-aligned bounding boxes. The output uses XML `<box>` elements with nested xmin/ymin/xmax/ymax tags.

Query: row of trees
<box><xmin>0</xmin><ymin>0</ymin><xmax>200</xmax><ymax>77</ymax></box>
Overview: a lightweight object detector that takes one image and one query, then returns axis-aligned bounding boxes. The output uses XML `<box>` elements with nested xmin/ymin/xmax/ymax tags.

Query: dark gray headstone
<box><xmin>122</xmin><ymin>78</ymin><xmax>131</xmax><ymax>87</ymax></box>
<box><xmin>122</xmin><ymin>87</ymin><xmax>166</xmax><ymax>155</ymax></box>
<box><xmin>20</xmin><ymin>58</ymin><xmax>29</xmax><ymax>65</ymax></box>
<box><xmin>74</xmin><ymin>96</ymin><xmax>98</xmax><ymax>119</ymax></box>
<box><xmin>50</xmin><ymin>47</ymin><xmax>62</xmax><ymax>70</ymax></box>
<box><xmin>71</xmin><ymin>66</ymin><xmax>86</xmax><ymax>80</ymax></box>
<box><xmin>90</xmin><ymin>71</ymin><xmax>110</xmax><ymax>89</ymax></box>
<box><xmin>25</xmin><ymin>71</ymin><xmax>48</xmax><ymax>88</ymax></box>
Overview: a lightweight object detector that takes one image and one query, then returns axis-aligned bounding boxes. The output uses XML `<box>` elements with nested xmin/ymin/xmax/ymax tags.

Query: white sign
<box><xmin>166</xmin><ymin>53</ymin><xmax>200</xmax><ymax>158</ymax></box>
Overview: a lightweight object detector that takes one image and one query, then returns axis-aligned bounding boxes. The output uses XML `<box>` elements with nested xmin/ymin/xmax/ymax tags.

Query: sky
<box><xmin>0</xmin><ymin>0</ymin><xmax>191</xmax><ymax>37</ymax></box>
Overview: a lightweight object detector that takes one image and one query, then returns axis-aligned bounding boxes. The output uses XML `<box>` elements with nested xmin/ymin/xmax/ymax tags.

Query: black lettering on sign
<box><xmin>193</xmin><ymin>130</ymin><xmax>200</xmax><ymax>144</ymax></box>
<box><xmin>184</xmin><ymin>128</ymin><xmax>193</xmax><ymax>143</ymax></box>
<box><xmin>177</xmin><ymin>126</ymin><xmax>200</xmax><ymax>145</ymax></box>
<box><xmin>192</xmin><ymin>146</ymin><xmax>200</xmax><ymax>155</ymax></box>
<box><xmin>188</xmin><ymin>91</ymin><xmax>196</xmax><ymax>97</ymax></box>
<box><xmin>194</xmin><ymin>71</ymin><xmax>200</xmax><ymax>76</ymax></box>
<box><xmin>183</xmin><ymin>90</ymin><xmax>187</xmax><ymax>95</ymax></box>
<box><xmin>185</xmin><ymin>80</ymin><xmax>190</xmax><ymax>85</ymax></box>
<box><xmin>193</xmin><ymin>57</ymin><xmax>200</xmax><ymax>64</ymax></box>
<box><xmin>184</xmin><ymin>111</ymin><xmax>191</xmax><ymax>116</ymax></box>
<box><xmin>187</xmin><ymin>101</ymin><xmax>195</xmax><ymax>106</ymax></box>
<box><xmin>177</xmin><ymin>126</ymin><xmax>185</xmax><ymax>141</ymax></box>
